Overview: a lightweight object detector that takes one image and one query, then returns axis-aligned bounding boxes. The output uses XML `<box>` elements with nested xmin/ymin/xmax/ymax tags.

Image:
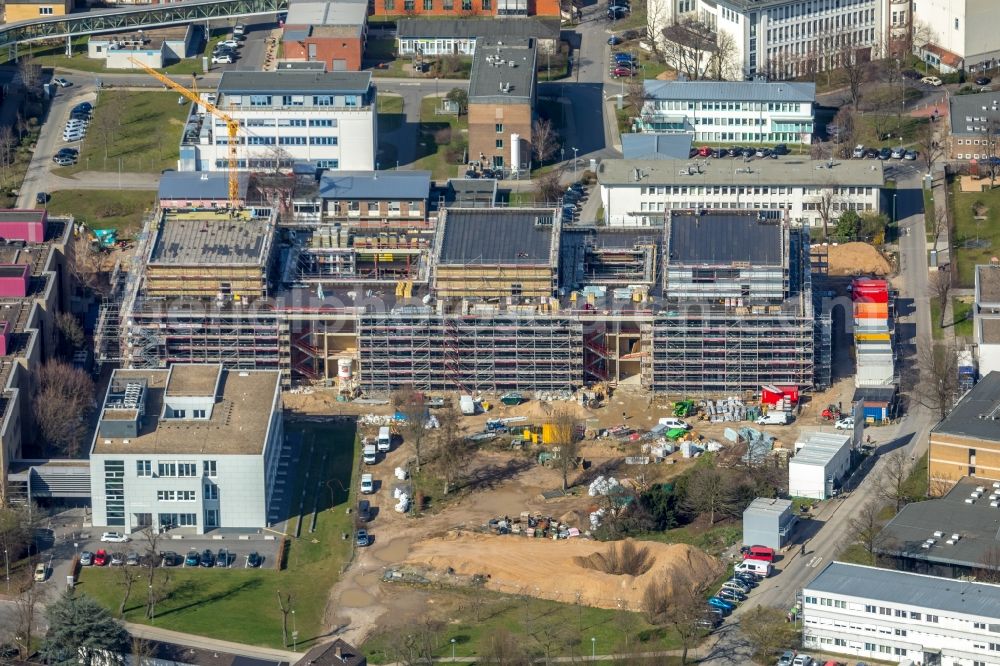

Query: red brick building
<box><xmin>282</xmin><ymin>0</ymin><xmax>367</xmax><ymax>72</ymax></box>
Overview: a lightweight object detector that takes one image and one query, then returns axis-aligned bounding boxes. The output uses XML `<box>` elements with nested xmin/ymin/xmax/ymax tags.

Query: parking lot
<box><xmin>73</xmin><ymin>529</ymin><xmax>282</xmax><ymax>572</ymax></box>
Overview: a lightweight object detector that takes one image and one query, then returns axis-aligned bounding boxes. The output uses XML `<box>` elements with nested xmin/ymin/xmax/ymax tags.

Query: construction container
<box><xmin>853</xmin><ymin>302</ymin><xmax>890</xmax><ymax>317</ymax></box>
<box><xmin>851</xmin><ymin>278</ymin><xmax>889</xmax><ymax>303</ymax></box>
<box><xmin>542</xmin><ymin>422</ymin><xmax>571</xmax><ymax>445</ymax></box>
<box><xmin>862</xmin><ymin>403</ymin><xmax>889</xmax><ymax>421</ymax></box>
<box><xmin>854</xmin><ymin>332</ymin><xmax>891</xmax><ymax>342</ymax></box>
<box><xmin>855</xmin><ymin>364</ymin><xmax>895</xmax><ymax>386</ymax></box>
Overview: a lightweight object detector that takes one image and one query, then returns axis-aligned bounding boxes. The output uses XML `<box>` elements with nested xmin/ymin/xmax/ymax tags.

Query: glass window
<box><xmin>203</xmin><ymin>461</ymin><xmax>217</xmax><ymax>477</ymax></box>
<box><xmin>204</xmin><ymin>484</ymin><xmax>219</xmax><ymax>500</ymax></box>
<box><xmin>344</xmin><ymin>95</ymin><xmax>358</xmax><ymax>107</ymax></box>
<box><xmin>383</xmin><ymin>0</ymin><xmax>395</xmax><ymax>9</ymax></box>
<box><xmin>136</xmin><ymin>460</ymin><xmax>152</xmax><ymax>477</ymax></box>
<box><xmin>249</xmin><ymin>95</ymin><xmax>271</xmax><ymax>107</ymax></box>
<box><xmin>314</xmin><ymin>95</ymin><xmax>334</xmax><ymax>106</ymax></box>
<box><xmin>462</xmin><ymin>0</ymin><xmax>471</xmax><ymax>9</ymax></box>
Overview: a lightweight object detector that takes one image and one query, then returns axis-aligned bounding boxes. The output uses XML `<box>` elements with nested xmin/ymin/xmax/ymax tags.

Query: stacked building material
<box><xmin>852</xmin><ymin>278</ymin><xmax>894</xmax><ymax>387</ymax></box>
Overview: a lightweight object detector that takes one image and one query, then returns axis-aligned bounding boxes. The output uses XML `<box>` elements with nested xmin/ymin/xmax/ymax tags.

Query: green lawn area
<box><xmin>854</xmin><ymin>114</ymin><xmax>929</xmax><ymax>148</ymax></box>
<box><xmin>902</xmin><ymin>452</ymin><xmax>929</xmax><ymax>502</ymax></box>
<box><xmin>837</xmin><ymin>542</ymin><xmax>875</xmax><ymax>566</ymax></box>
<box><xmin>362</xmin><ymin>587</ymin><xmax>683</xmax><ymax>664</ymax></box>
<box><xmin>639</xmin><ymin>522</ymin><xmax>741</xmax><ymax>557</ymax></box>
<box><xmin>378</xmin><ymin>94</ymin><xmax>405</xmax><ymax>133</ymax></box>
<box><xmin>54</xmin><ymin>91</ymin><xmax>188</xmax><ymax>175</ymax></box>
<box><xmin>635</xmin><ymin>51</ymin><xmax>671</xmax><ymax>80</ymax></box>
<box><xmin>79</xmin><ymin>421</ymin><xmax>359</xmax><ymax>650</ymax></box>
<box><xmin>923</xmin><ymin>186</ymin><xmax>935</xmax><ymax>236</ymax></box>
<box><xmin>411</xmin><ymin>96</ymin><xmax>467</xmax><ymax>180</ymax></box>
<box><xmin>45</xmin><ymin>190</ymin><xmax>155</xmax><ymax>237</ymax></box>
<box><xmin>506</xmin><ymin>191</ymin><xmax>537</xmax><ymax>206</ymax></box>
<box><xmin>930</xmin><ymin>299</ymin><xmax>944</xmax><ymax>340</ymax></box>
<box><xmin>953</xmin><ymin>297</ymin><xmax>974</xmax><ymax>339</ymax></box>
<box><xmin>949</xmin><ymin>177</ymin><xmax>1000</xmax><ymax>287</ymax></box>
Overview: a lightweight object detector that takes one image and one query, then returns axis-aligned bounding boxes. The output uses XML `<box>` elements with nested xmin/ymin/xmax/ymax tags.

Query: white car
<box><xmin>834</xmin><ymin>417</ymin><xmax>855</xmax><ymax>430</ymax></box>
<box><xmin>212</xmin><ymin>54</ymin><xmax>234</xmax><ymax>64</ymax></box>
<box><xmin>658</xmin><ymin>417</ymin><xmax>691</xmax><ymax>430</ymax></box>
<box><xmin>62</xmin><ymin>131</ymin><xmax>86</xmax><ymax>142</ymax></box>
<box><xmin>852</xmin><ymin>144</ymin><xmax>865</xmax><ymax>158</ymax></box>
<box><xmin>921</xmin><ymin>75</ymin><xmax>942</xmax><ymax>86</ymax></box>
<box><xmin>52</xmin><ymin>77</ymin><xmax>71</xmax><ymax>87</ymax></box>
<box><xmin>360</xmin><ymin>473</ymin><xmax>374</xmax><ymax>494</ymax></box>
<box><xmin>791</xmin><ymin>655</ymin><xmax>813</xmax><ymax>666</ymax></box>
<box><xmin>218</xmin><ymin>39</ymin><xmax>241</xmax><ymax>49</ymax></box>
<box><xmin>100</xmin><ymin>531</ymin><xmax>130</xmax><ymax>543</ymax></box>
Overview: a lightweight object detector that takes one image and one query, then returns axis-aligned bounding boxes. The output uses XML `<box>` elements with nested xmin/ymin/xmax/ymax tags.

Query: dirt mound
<box><xmin>402</xmin><ymin>531</ymin><xmax>722</xmax><ymax>610</ymax></box>
<box><xmin>827</xmin><ymin>242</ymin><xmax>891</xmax><ymax>276</ymax></box>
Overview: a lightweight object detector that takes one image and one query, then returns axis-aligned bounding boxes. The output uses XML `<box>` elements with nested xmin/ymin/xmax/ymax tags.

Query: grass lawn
<box><xmin>79</xmin><ymin>421</ymin><xmax>359</xmax><ymax>650</ymax></box>
<box><xmin>378</xmin><ymin>94</ymin><xmax>405</xmax><ymax>133</ymax></box>
<box><xmin>54</xmin><ymin>91</ymin><xmax>188</xmax><ymax>175</ymax></box>
<box><xmin>949</xmin><ymin>177</ymin><xmax>1000</xmax><ymax>287</ymax></box>
<box><xmin>854</xmin><ymin>114</ymin><xmax>929</xmax><ymax>148</ymax></box>
<box><xmin>837</xmin><ymin>542</ymin><xmax>875</xmax><ymax>566</ymax></box>
<box><xmin>45</xmin><ymin>190</ymin><xmax>155</xmax><ymax>237</ymax></box>
<box><xmin>923</xmin><ymin>186</ymin><xmax>935</xmax><ymax>236</ymax></box>
<box><xmin>412</xmin><ymin>96</ymin><xmax>468</xmax><ymax>180</ymax></box>
<box><xmin>902</xmin><ymin>451</ymin><xmax>929</xmax><ymax>502</ymax></box>
<box><xmin>506</xmin><ymin>190</ymin><xmax>537</xmax><ymax>206</ymax></box>
<box><xmin>953</xmin><ymin>297</ymin><xmax>974</xmax><ymax>339</ymax></box>
<box><xmin>930</xmin><ymin>299</ymin><xmax>943</xmax><ymax>340</ymax></box>
<box><xmin>640</xmin><ymin>522</ymin><xmax>741</xmax><ymax>557</ymax></box>
<box><xmin>635</xmin><ymin>51</ymin><xmax>671</xmax><ymax>80</ymax></box>
<box><xmin>362</xmin><ymin>587</ymin><xmax>683</xmax><ymax>664</ymax></box>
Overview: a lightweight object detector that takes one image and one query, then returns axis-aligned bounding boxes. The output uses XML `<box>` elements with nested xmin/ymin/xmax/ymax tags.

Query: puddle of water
<box><xmin>374</xmin><ymin>538</ymin><xmax>412</xmax><ymax>563</ymax></box>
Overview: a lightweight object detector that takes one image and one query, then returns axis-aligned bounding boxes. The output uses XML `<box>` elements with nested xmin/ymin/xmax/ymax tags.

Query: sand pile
<box><xmin>403</xmin><ymin>531</ymin><xmax>722</xmax><ymax>610</ymax></box>
<box><xmin>827</xmin><ymin>242</ymin><xmax>891</xmax><ymax>276</ymax></box>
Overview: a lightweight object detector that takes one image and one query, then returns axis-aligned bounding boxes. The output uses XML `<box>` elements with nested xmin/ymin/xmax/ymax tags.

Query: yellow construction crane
<box><xmin>127</xmin><ymin>57</ymin><xmax>241</xmax><ymax>208</ymax></box>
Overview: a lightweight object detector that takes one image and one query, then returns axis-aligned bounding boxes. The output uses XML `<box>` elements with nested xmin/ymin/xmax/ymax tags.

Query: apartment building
<box><xmin>929</xmin><ymin>371</ymin><xmax>1000</xmax><ymax>490</ymax></box>
<box><xmin>468</xmin><ymin>38</ymin><xmax>537</xmax><ymax>175</ymax></box>
<box><xmin>637</xmin><ymin>80</ymin><xmax>816</xmax><ymax>145</ymax></box>
<box><xmin>178</xmin><ymin>71</ymin><xmax>376</xmax><ymax>172</ymax></box>
<box><xmin>802</xmin><ymin>561</ymin><xmax>1000</xmax><ymax>666</ymax></box>
<box><xmin>281</xmin><ymin>0</ymin><xmax>367</xmax><ymax>72</ymax></box>
<box><xmin>913</xmin><ymin>0</ymin><xmax>1000</xmax><ymax>73</ymax></box>
<box><xmin>948</xmin><ymin>91</ymin><xmax>1000</xmax><ymax>163</ymax></box>
<box><xmin>372</xmin><ymin>0</ymin><xmax>559</xmax><ymax>19</ymax></box>
<box><xmin>656</xmin><ymin>0</ymin><xmax>886</xmax><ymax>80</ymax></box>
<box><xmin>89</xmin><ymin>365</ymin><xmax>283</xmax><ymax>534</ymax></box>
<box><xmin>597</xmin><ymin>158</ymin><xmax>885</xmax><ymax>227</ymax></box>
<box><xmin>395</xmin><ymin>17</ymin><xmax>561</xmax><ymax>56</ymax></box>
<box><xmin>318</xmin><ymin>171</ymin><xmax>431</xmax><ymax>224</ymax></box>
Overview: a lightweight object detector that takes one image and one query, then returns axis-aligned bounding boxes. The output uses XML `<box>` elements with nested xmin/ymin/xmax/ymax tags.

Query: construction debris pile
<box><xmin>702</xmin><ymin>397</ymin><xmax>762</xmax><ymax>423</ymax></box>
<box><xmin>483</xmin><ymin>512</ymin><xmax>583</xmax><ymax>540</ymax></box>
<box><xmin>725</xmin><ymin>426</ymin><xmax>776</xmax><ymax>464</ymax></box>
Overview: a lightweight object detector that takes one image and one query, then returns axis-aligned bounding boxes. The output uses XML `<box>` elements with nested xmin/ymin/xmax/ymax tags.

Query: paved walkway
<box><xmin>45</xmin><ymin>169</ymin><xmax>161</xmax><ymax>192</ymax></box>
<box><xmin>124</xmin><ymin>622</ymin><xmax>302</xmax><ymax>663</ymax></box>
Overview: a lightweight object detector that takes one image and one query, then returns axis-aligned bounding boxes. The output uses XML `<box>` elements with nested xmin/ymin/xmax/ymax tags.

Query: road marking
<box><xmin>398</xmin><ymin>82</ymin><xmax>420</xmax><ymax>86</ymax></box>
<box><xmin>808</xmin><ymin>556</ymin><xmax>823</xmax><ymax>568</ymax></box>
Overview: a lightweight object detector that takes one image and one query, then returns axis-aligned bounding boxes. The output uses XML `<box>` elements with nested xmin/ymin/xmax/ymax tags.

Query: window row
<box><xmin>136</xmin><ymin>460</ymin><xmax>217</xmax><ymax>477</ymax></box>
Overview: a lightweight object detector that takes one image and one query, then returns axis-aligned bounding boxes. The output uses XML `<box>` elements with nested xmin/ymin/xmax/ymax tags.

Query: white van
<box><xmin>658</xmin><ymin>417</ymin><xmax>691</xmax><ymax>430</ymax></box>
<box><xmin>756</xmin><ymin>411</ymin><xmax>793</xmax><ymax>426</ymax></box>
<box><xmin>377</xmin><ymin>426</ymin><xmax>392</xmax><ymax>452</ymax></box>
<box><xmin>363</xmin><ymin>444</ymin><xmax>377</xmax><ymax>464</ymax></box>
<box><xmin>735</xmin><ymin>559</ymin><xmax>771</xmax><ymax>578</ymax></box>
<box><xmin>360</xmin><ymin>474</ymin><xmax>374</xmax><ymax>494</ymax></box>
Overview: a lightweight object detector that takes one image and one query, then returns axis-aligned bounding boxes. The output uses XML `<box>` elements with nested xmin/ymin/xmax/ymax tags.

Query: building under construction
<box><xmin>99</xmin><ymin>193</ymin><xmax>822</xmax><ymax>397</ymax></box>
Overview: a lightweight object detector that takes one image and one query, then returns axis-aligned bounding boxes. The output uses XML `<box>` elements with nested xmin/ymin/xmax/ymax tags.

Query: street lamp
<box><xmin>4</xmin><ymin>548</ymin><xmax>9</xmax><ymax>595</ymax></box>
<box><xmin>893</xmin><ymin>192</ymin><xmax>897</xmax><ymax>223</ymax></box>
<box><xmin>572</xmin><ymin>147</ymin><xmax>579</xmax><ymax>178</ymax></box>
<box><xmin>451</xmin><ymin>638</ymin><xmax>456</xmax><ymax>659</ymax></box>
<box><xmin>561</xmin><ymin>147</ymin><xmax>565</xmax><ymax>164</ymax></box>
<box><xmin>591</xmin><ymin>636</ymin><xmax>596</xmax><ymax>659</ymax></box>
<box><xmin>149</xmin><ymin>584</ymin><xmax>155</xmax><ymax>623</ymax></box>
<box><xmin>292</xmin><ymin>609</ymin><xmax>298</xmax><ymax>651</ymax></box>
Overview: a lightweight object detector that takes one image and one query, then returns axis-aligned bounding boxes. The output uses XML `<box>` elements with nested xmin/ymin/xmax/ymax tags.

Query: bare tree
<box><xmin>847</xmin><ymin>499</ymin><xmax>888</xmax><ymax>562</ymax></box>
<box><xmin>433</xmin><ymin>405</ymin><xmax>470</xmax><ymax>495</ymax></box>
<box><xmin>17</xmin><ymin>58</ymin><xmax>43</xmax><ymax>97</ymax></box>
<box><xmin>682</xmin><ymin>466</ymin><xmax>735</xmax><ymax>525</ymax></box>
<box><xmin>117</xmin><ymin>561</ymin><xmax>142</xmax><ymax>618</ymax></box>
<box><xmin>531</xmin><ymin>118</ymin><xmax>559</xmax><ymax>165</ymax></box>
<box><xmin>661</xmin><ymin>19</ymin><xmax>717</xmax><ymax>81</ymax></box>
<box><xmin>91</xmin><ymin>95</ymin><xmax>123</xmax><ymax>162</ymax></box>
<box><xmin>386</xmin><ymin>619</ymin><xmax>444</xmax><ymax>666</ymax></box>
<box><xmin>276</xmin><ymin>590</ymin><xmax>293</xmax><ymax>648</ymax></box>
<box><xmin>915</xmin><ymin>118</ymin><xmax>944</xmax><ymax>176</ymax></box>
<box><xmin>928</xmin><ymin>205</ymin><xmax>948</xmax><ymax>254</ymax></box>
<box><xmin>975</xmin><ymin>545</ymin><xmax>1000</xmax><ymax>584</ymax></box>
<box><xmin>141</xmin><ymin>529</ymin><xmax>163</xmax><ymax>620</ymax></box>
<box><xmin>393</xmin><ymin>388</ymin><xmax>427</xmax><ymax>471</ymax></box>
<box><xmin>535</xmin><ymin>171</ymin><xmax>563</xmax><ymax>204</ymax></box>
<box><xmin>644</xmin><ymin>0</ymin><xmax>666</xmax><ymax>56</ymax></box>
<box><xmin>815</xmin><ymin>185</ymin><xmax>841</xmax><ymax>240</ymax></box>
<box><xmin>915</xmin><ymin>341</ymin><xmax>959</xmax><ymax>420</ymax></box>
<box><xmin>930</xmin><ymin>271</ymin><xmax>951</xmax><ymax>329</ymax></box>
<box><xmin>838</xmin><ymin>43</ymin><xmax>871</xmax><ymax>109</ymax></box>
<box><xmin>661</xmin><ymin>582</ymin><xmax>710</xmax><ymax>665</ymax></box>
<box><xmin>483</xmin><ymin>628</ymin><xmax>532</xmax><ymax>666</ymax></box>
<box><xmin>878</xmin><ymin>450</ymin><xmax>914</xmax><ymax>514</ymax></box>
<box><xmin>56</xmin><ymin>311</ymin><xmax>86</xmax><ymax>353</ymax></box>
<box><xmin>911</xmin><ymin>20</ymin><xmax>935</xmax><ymax>73</ymax></box>
<box><xmin>14</xmin><ymin>579</ymin><xmax>40</xmax><ymax>661</ymax></box>
<box><xmin>0</xmin><ymin>125</ymin><xmax>15</xmax><ymax>187</ymax></box>
<box><xmin>741</xmin><ymin>605</ymin><xmax>799</xmax><ymax>663</ymax></box>
<box><xmin>551</xmin><ymin>406</ymin><xmax>579</xmax><ymax>492</ymax></box>
<box><xmin>131</xmin><ymin>636</ymin><xmax>158</xmax><ymax>664</ymax></box>
<box><xmin>31</xmin><ymin>360</ymin><xmax>96</xmax><ymax>457</ymax></box>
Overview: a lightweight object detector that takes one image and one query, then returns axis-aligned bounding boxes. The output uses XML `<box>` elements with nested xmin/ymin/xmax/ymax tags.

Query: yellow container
<box><xmin>855</xmin><ymin>333</ymin><xmax>890</xmax><ymax>342</ymax></box>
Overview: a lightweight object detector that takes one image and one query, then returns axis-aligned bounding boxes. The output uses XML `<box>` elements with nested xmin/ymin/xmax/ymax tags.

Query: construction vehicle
<box><xmin>127</xmin><ymin>57</ymin><xmax>241</xmax><ymax>209</ymax></box>
<box><xmin>821</xmin><ymin>404</ymin><xmax>841</xmax><ymax>421</ymax></box>
<box><xmin>673</xmin><ymin>400</ymin><xmax>696</xmax><ymax>417</ymax></box>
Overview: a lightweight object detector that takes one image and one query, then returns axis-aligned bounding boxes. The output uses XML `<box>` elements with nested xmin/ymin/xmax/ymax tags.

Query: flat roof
<box><xmin>217</xmin><ymin>71</ymin><xmax>371</xmax><ymax>95</ymax></box>
<box><xmin>598</xmin><ymin>158</ymin><xmax>885</xmax><ymax>188</ymax></box>
<box><xmin>668</xmin><ymin>212</ymin><xmax>783</xmax><ymax>266</ymax></box>
<box><xmin>0</xmin><ymin>210</ymin><xmax>45</xmax><ymax>223</ymax></box>
<box><xmin>397</xmin><ymin>16</ymin><xmax>560</xmax><ymax>41</ymax></box>
<box><xmin>318</xmin><ymin>171</ymin><xmax>431</xmax><ymax>200</ymax></box>
<box><xmin>931</xmin><ymin>371</ymin><xmax>1000</xmax><ymax>442</ymax></box>
<box><xmin>983</xmin><ymin>319</ymin><xmax>1000</xmax><ymax>345</ymax></box>
<box><xmin>286</xmin><ymin>0</ymin><xmax>366</xmax><ymax>27</ymax></box>
<box><xmin>622</xmin><ymin>133</ymin><xmax>693</xmax><ymax>161</ymax></box>
<box><xmin>744</xmin><ymin>497</ymin><xmax>793</xmax><ymax>517</ymax></box>
<box><xmin>158</xmin><ymin>171</ymin><xmax>250</xmax><ymax>201</ymax></box>
<box><xmin>791</xmin><ymin>431</ymin><xmax>851</xmax><ymax>467</ymax></box>
<box><xmin>438</xmin><ymin>208</ymin><xmax>555</xmax><ymax>265</ymax></box>
<box><xmin>949</xmin><ymin>90</ymin><xmax>1000</xmax><ymax>136</ymax></box>
<box><xmin>92</xmin><ymin>367</ymin><xmax>279</xmax><ymax>456</ymax></box>
<box><xmin>149</xmin><ymin>216</ymin><xmax>271</xmax><ymax>266</ymax></box>
<box><xmin>643</xmin><ymin>80</ymin><xmax>815</xmax><ymax>103</ymax></box>
<box><xmin>877</xmin><ymin>477</ymin><xmax>1000</xmax><ymax>571</ymax></box>
<box><xmin>469</xmin><ymin>38</ymin><xmax>536</xmax><ymax>104</ymax></box>
<box><xmin>978</xmin><ymin>264</ymin><xmax>1000</xmax><ymax>304</ymax></box>
<box><xmin>806</xmin><ymin>561</ymin><xmax>1000</xmax><ymax>619</ymax></box>
<box><xmin>165</xmin><ymin>364</ymin><xmax>221</xmax><ymax>397</ymax></box>
<box><xmin>90</xmin><ymin>25</ymin><xmax>190</xmax><ymax>46</ymax></box>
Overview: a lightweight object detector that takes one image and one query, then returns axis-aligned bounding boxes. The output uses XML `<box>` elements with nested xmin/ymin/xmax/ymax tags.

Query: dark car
<box><xmin>246</xmin><ymin>551</ymin><xmax>263</xmax><ymax>568</ymax></box>
<box><xmin>216</xmin><ymin>548</ymin><xmax>229</xmax><ymax>567</ymax></box>
<box><xmin>160</xmin><ymin>551</ymin><xmax>182</xmax><ymax>567</ymax></box>
<box><xmin>72</xmin><ymin>102</ymin><xmax>93</xmax><ymax>114</ymax></box>
<box><xmin>901</xmin><ymin>69</ymin><xmax>921</xmax><ymax>80</ymax></box>
<box><xmin>772</xmin><ymin>143</ymin><xmax>789</xmax><ymax>155</ymax></box>
<box><xmin>200</xmin><ymin>549</ymin><xmax>215</xmax><ymax>567</ymax></box>
<box><xmin>356</xmin><ymin>529</ymin><xmax>371</xmax><ymax>547</ymax></box>
<box><xmin>865</xmin><ymin>148</ymin><xmax>880</xmax><ymax>159</ymax></box>
<box><xmin>607</xmin><ymin>6</ymin><xmax>628</xmax><ymax>19</ymax></box>
<box><xmin>35</xmin><ymin>192</ymin><xmax>48</xmax><ymax>204</ymax></box>
<box><xmin>184</xmin><ymin>550</ymin><xmax>200</xmax><ymax>567</ymax></box>
<box><xmin>976</xmin><ymin>76</ymin><xmax>992</xmax><ymax>86</ymax></box>
<box><xmin>878</xmin><ymin>147</ymin><xmax>892</xmax><ymax>160</ymax></box>
<box><xmin>612</xmin><ymin>52</ymin><xmax>634</xmax><ymax>63</ymax></box>
<box><xmin>607</xmin><ymin>35</ymin><xmax>623</xmax><ymax>45</ymax></box>
<box><xmin>357</xmin><ymin>499</ymin><xmax>372</xmax><ymax>522</ymax></box>
<box><xmin>689</xmin><ymin>147</ymin><xmax>699</xmax><ymax>158</ymax></box>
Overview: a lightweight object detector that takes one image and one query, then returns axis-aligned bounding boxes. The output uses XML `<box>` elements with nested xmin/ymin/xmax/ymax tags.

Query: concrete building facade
<box><xmin>372</xmin><ymin>0</ymin><xmax>559</xmax><ymax>19</ymax></box>
<box><xmin>947</xmin><ymin>91</ymin><xmax>1000</xmax><ymax>164</ymax></box>
<box><xmin>87</xmin><ymin>25</ymin><xmax>197</xmax><ymax>69</ymax></box>
<box><xmin>913</xmin><ymin>0</ymin><xmax>1000</xmax><ymax>73</ymax></box>
<box><xmin>929</xmin><ymin>371</ymin><xmax>1000</xmax><ymax>490</ymax></box>
<box><xmin>742</xmin><ymin>497</ymin><xmax>795</xmax><ymax>550</ymax></box>
<box><xmin>4</xmin><ymin>0</ymin><xmax>71</xmax><ymax>21</ymax></box>
<box><xmin>281</xmin><ymin>0</ymin><xmax>367</xmax><ymax>72</ymax></box>
<box><xmin>395</xmin><ymin>17</ymin><xmax>561</xmax><ymax>56</ymax></box>
<box><xmin>88</xmin><ymin>365</ymin><xmax>283</xmax><ymax>534</ymax></box>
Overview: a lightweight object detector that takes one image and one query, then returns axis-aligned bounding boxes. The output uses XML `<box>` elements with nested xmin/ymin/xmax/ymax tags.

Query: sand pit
<box><xmin>403</xmin><ymin>531</ymin><xmax>723</xmax><ymax>610</ymax></box>
<box><xmin>826</xmin><ymin>242</ymin><xmax>891</xmax><ymax>276</ymax></box>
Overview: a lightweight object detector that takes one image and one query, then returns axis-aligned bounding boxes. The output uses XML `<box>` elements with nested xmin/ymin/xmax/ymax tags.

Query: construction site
<box><xmin>96</xmin><ymin>193</ymin><xmax>828</xmax><ymax>397</ymax></box>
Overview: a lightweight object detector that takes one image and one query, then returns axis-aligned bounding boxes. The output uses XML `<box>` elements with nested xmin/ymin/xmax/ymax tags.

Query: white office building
<box><xmin>178</xmin><ymin>70</ymin><xmax>376</xmax><ymax>172</ymax></box>
<box><xmin>597</xmin><ymin>158</ymin><xmax>884</xmax><ymax>227</ymax></box>
<box><xmin>89</xmin><ymin>364</ymin><xmax>283</xmax><ymax>535</ymax></box>
<box><xmin>654</xmin><ymin>0</ymin><xmax>886</xmax><ymax>80</ymax></box>
<box><xmin>803</xmin><ymin>561</ymin><xmax>1000</xmax><ymax>666</ymax></box>
<box><xmin>637</xmin><ymin>80</ymin><xmax>815</xmax><ymax>145</ymax></box>
<box><xmin>913</xmin><ymin>0</ymin><xmax>1000</xmax><ymax>74</ymax></box>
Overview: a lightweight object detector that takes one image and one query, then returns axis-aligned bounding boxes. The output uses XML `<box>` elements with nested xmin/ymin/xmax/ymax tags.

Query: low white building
<box><xmin>803</xmin><ymin>561</ymin><xmax>1000</xmax><ymax>666</ymax></box>
<box><xmin>788</xmin><ymin>431</ymin><xmax>851</xmax><ymax>499</ymax></box>
<box><xmin>637</xmin><ymin>80</ymin><xmax>815</xmax><ymax>145</ymax></box>
<box><xmin>597</xmin><ymin>158</ymin><xmax>884</xmax><ymax>227</ymax></box>
<box><xmin>88</xmin><ymin>25</ymin><xmax>197</xmax><ymax>69</ymax></box>
<box><xmin>178</xmin><ymin>70</ymin><xmax>377</xmax><ymax>172</ymax></box>
<box><xmin>89</xmin><ymin>364</ymin><xmax>283</xmax><ymax>535</ymax></box>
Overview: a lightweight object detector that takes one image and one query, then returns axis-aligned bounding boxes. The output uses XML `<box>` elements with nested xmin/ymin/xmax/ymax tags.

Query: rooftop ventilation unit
<box><xmin>933</xmin><ymin>531</ymin><xmax>944</xmax><ymax>538</ymax></box>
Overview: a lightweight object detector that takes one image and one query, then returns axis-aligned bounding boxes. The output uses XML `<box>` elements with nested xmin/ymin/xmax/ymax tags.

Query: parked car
<box><xmin>233</xmin><ymin>23</ymin><xmax>246</xmax><ymax>36</ymax></box>
<box><xmin>212</xmin><ymin>54</ymin><xmax>234</xmax><ymax>64</ymax></box>
<box><xmin>864</xmin><ymin>147</ymin><xmax>880</xmax><ymax>159</ymax></box>
<box><xmin>94</xmin><ymin>549</ymin><xmax>109</xmax><ymax>566</ymax></box>
<box><xmin>777</xmin><ymin>651</ymin><xmax>796</xmax><ymax>666</ymax></box>
<box><xmin>52</xmin><ymin>155</ymin><xmax>75</xmax><ymax>166</ymax></box>
<box><xmin>772</xmin><ymin>143</ymin><xmax>789</xmax><ymax>155</ymax></box>
<box><xmin>835</xmin><ymin>417</ymin><xmax>855</xmax><ymax>430</ymax></box>
<box><xmin>101</xmin><ymin>531</ymin><xmax>129</xmax><ymax>543</ymax></box>
<box><xmin>52</xmin><ymin>77</ymin><xmax>71</xmax><ymax>87</ymax></box>
<box><xmin>852</xmin><ymin>144</ymin><xmax>866</xmax><ymax>158</ymax></box>
<box><xmin>218</xmin><ymin>39</ymin><xmax>241</xmax><ymax>49</ymax></box>
<box><xmin>73</xmin><ymin>102</ymin><xmax>93</xmax><ymax>114</ymax></box>
<box><xmin>734</xmin><ymin>573</ymin><xmax>758</xmax><ymax>587</ymax></box>
<box><xmin>200</xmin><ymin>549</ymin><xmax>215</xmax><ymax>567</ymax></box>
<box><xmin>35</xmin><ymin>192</ymin><xmax>48</xmax><ymax>204</ymax></box>
<box><xmin>707</xmin><ymin>596</ymin><xmax>734</xmax><ymax>611</ymax></box>
<box><xmin>34</xmin><ymin>563</ymin><xmax>48</xmax><ymax>581</ymax></box>
<box><xmin>921</xmin><ymin>75</ymin><xmax>942</xmax><ymax>86</ymax></box>
<box><xmin>607</xmin><ymin>34</ymin><xmax>623</xmax><ymax>45</ymax></box>
<box><xmin>717</xmin><ymin>587</ymin><xmax>746</xmax><ymax>603</ymax></box>
<box><xmin>878</xmin><ymin>147</ymin><xmax>892</xmax><ymax>160</ymax></box>
<box><xmin>612</xmin><ymin>52</ymin><xmax>635</xmax><ymax>64</ymax></box>
<box><xmin>80</xmin><ymin>551</ymin><xmax>94</xmax><ymax>566</ymax></box>
<box><xmin>356</xmin><ymin>529</ymin><xmax>371</xmax><ymax>547</ymax></box>
<box><xmin>110</xmin><ymin>552</ymin><xmax>125</xmax><ymax>566</ymax></box>
<box><xmin>891</xmin><ymin>146</ymin><xmax>906</xmax><ymax>159</ymax></box>
<box><xmin>184</xmin><ymin>550</ymin><xmax>200</xmax><ymax>567</ymax></box>
<box><xmin>976</xmin><ymin>76</ymin><xmax>992</xmax><ymax>86</ymax></box>
<box><xmin>792</xmin><ymin>655</ymin><xmax>814</xmax><ymax>666</ymax></box>
<box><xmin>756</xmin><ymin>411</ymin><xmax>792</xmax><ymax>425</ymax></box>
<box><xmin>63</xmin><ymin>131</ymin><xmax>85</xmax><ymax>142</ymax></box>
<box><xmin>722</xmin><ymin>580</ymin><xmax>751</xmax><ymax>594</ymax></box>
<box><xmin>215</xmin><ymin>548</ymin><xmax>228</xmax><ymax>567</ymax></box>
<box><xmin>246</xmin><ymin>551</ymin><xmax>263</xmax><ymax>568</ymax></box>
<box><xmin>160</xmin><ymin>551</ymin><xmax>181</xmax><ymax>567</ymax></box>
<box><xmin>357</xmin><ymin>499</ymin><xmax>372</xmax><ymax>522</ymax></box>
<box><xmin>607</xmin><ymin>6</ymin><xmax>628</xmax><ymax>19</ymax></box>
<box><xmin>901</xmin><ymin>69</ymin><xmax>921</xmax><ymax>80</ymax></box>
<box><xmin>904</xmin><ymin>150</ymin><xmax>918</xmax><ymax>160</ymax></box>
